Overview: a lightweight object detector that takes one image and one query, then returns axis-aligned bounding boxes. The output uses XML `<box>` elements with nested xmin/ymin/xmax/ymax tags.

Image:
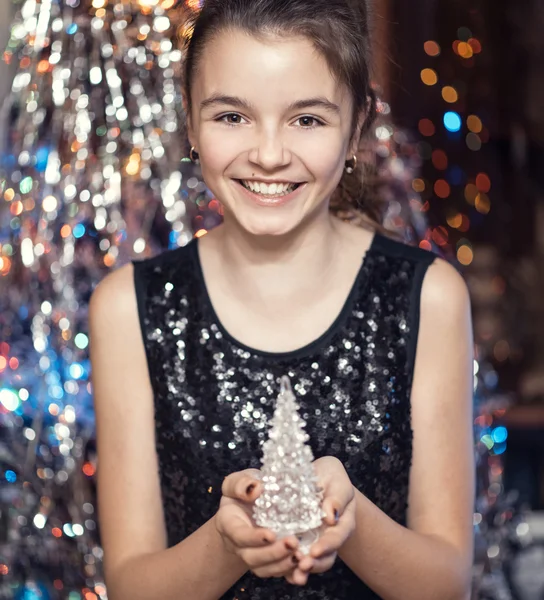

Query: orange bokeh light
<box><xmin>412</xmin><ymin>178</ymin><xmax>425</xmax><ymax>193</ymax></box>
<box><xmin>467</xmin><ymin>115</ymin><xmax>483</xmax><ymax>133</ymax></box>
<box><xmin>103</xmin><ymin>253</ymin><xmax>116</xmax><ymax>267</ymax></box>
<box><xmin>83</xmin><ymin>462</ymin><xmax>96</xmax><ymax>477</ymax></box>
<box><xmin>434</xmin><ymin>179</ymin><xmax>451</xmax><ymax>198</ymax></box>
<box><xmin>424</xmin><ymin>41</ymin><xmax>441</xmax><ymax>57</ymax></box>
<box><xmin>468</xmin><ymin>38</ymin><xmax>482</xmax><ymax>54</ymax></box>
<box><xmin>447</xmin><ymin>213</ymin><xmax>463</xmax><ymax>229</ymax></box>
<box><xmin>476</xmin><ymin>173</ymin><xmax>491</xmax><ymax>193</ymax></box>
<box><xmin>464</xmin><ymin>183</ymin><xmax>479</xmax><ymax>205</ymax></box>
<box><xmin>419</xmin><ymin>240</ymin><xmax>432</xmax><ymax>251</ymax></box>
<box><xmin>442</xmin><ymin>86</ymin><xmax>458</xmax><ymax>103</ymax></box>
<box><xmin>10</xmin><ymin>201</ymin><xmax>23</xmax><ymax>216</ymax></box>
<box><xmin>421</xmin><ymin>68</ymin><xmax>438</xmax><ymax>86</ymax></box>
<box><xmin>457</xmin><ymin>42</ymin><xmax>474</xmax><ymax>58</ymax></box>
<box><xmin>457</xmin><ymin>245</ymin><xmax>474</xmax><ymax>266</ymax></box>
<box><xmin>475</xmin><ymin>193</ymin><xmax>491</xmax><ymax>214</ymax></box>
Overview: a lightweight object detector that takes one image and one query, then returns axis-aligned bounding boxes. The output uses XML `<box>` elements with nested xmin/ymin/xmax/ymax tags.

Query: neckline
<box><xmin>190</xmin><ymin>232</ymin><xmax>379</xmax><ymax>361</ymax></box>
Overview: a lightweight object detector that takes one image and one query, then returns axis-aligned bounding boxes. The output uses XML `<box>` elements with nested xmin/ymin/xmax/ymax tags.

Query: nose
<box><xmin>248</xmin><ymin>128</ymin><xmax>291</xmax><ymax>171</ymax></box>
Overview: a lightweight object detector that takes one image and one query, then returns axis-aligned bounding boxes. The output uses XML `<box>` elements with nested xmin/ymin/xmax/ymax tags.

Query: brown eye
<box><xmin>218</xmin><ymin>113</ymin><xmax>244</xmax><ymax>125</ymax></box>
<box><xmin>297</xmin><ymin>116</ymin><xmax>324</xmax><ymax>128</ymax></box>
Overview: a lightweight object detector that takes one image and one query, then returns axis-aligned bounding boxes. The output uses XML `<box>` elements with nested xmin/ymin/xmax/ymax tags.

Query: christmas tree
<box><xmin>253</xmin><ymin>376</ymin><xmax>325</xmax><ymax>555</ymax></box>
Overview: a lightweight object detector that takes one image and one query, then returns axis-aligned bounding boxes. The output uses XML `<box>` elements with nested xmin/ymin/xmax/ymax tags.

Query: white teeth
<box><xmin>241</xmin><ymin>180</ymin><xmax>298</xmax><ymax>196</ymax></box>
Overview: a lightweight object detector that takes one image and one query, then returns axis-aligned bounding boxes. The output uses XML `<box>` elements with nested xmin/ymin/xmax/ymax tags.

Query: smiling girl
<box><xmin>89</xmin><ymin>1</ymin><xmax>475</xmax><ymax>599</ymax></box>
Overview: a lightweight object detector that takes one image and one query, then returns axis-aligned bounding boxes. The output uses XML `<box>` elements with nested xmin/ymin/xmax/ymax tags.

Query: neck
<box><xmin>205</xmin><ymin>207</ymin><xmax>345</xmax><ymax>307</ymax></box>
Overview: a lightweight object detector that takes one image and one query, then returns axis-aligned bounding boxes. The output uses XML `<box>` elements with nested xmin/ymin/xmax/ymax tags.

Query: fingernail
<box><xmin>285</xmin><ymin>540</ymin><xmax>296</xmax><ymax>550</ymax></box>
<box><xmin>246</xmin><ymin>483</ymin><xmax>256</xmax><ymax>495</ymax></box>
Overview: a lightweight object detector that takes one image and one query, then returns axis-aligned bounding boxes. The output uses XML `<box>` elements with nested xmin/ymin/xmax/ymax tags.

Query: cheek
<box><xmin>299</xmin><ymin>140</ymin><xmax>346</xmax><ymax>192</ymax></box>
<box><xmin>289</xmin><ymin>130</ymin><xmax>346</xmax><ymax>175</ymax></box>
<box><xmin>199</xmin><ymin>128</ymin><xmax>240</xmax><ymax>172</ymax></box>
<box><xmin>310</xmin><ymin>147</ymin><xmax>344</xmax><ymax>178</ymax></box>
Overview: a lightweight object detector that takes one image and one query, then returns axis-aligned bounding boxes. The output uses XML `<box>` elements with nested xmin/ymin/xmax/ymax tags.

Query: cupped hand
<box><xmin>215</xmin><ymin>468</ymin><xmax>301</xmax><ymax>580</ymax></box>
<box><xmin>285</xmin><ymin>456</ymin><xmax>356</xmax><ymax>586</ymax></box>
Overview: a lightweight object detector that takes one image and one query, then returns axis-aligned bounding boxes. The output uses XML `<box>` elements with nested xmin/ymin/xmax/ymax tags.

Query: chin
<box><xmin>235</xmin><ymin>211</ymin><xmax>303</xmax><ymax>238</ymax></box>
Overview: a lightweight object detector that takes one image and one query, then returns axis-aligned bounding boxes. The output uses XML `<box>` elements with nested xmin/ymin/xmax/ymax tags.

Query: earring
<box><xmin>189</xmin><ymin>146</ymin><xmax>200</xmax><ymax>164</ymax></box>
<box><xmin>345</xmin><ymin>154</ymin><xmax>357</xmax><ymax>174</ymax></box>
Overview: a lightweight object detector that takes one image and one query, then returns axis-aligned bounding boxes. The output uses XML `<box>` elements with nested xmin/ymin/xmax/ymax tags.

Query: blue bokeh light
<box><xmin>492</xmin><ymin>426</ymin><xmax>508</xmax><ymax>444</ymax></box>
<box><xmin>444</xmin><ymin>111</ymin><xmax>462</xmax><ymax>132</ymax></box>
<box><xmin>73</xmin><ymin>223</ymin><xmax>85</xmax><ymax>238</ymax></box>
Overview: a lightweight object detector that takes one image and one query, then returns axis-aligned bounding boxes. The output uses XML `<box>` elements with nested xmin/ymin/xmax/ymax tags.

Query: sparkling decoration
<box><xmin>0</xmin><ymin>0</ymin><xmax>213</xmax><ymax>597</ymax></box>
<box><xmin>253</xmin><ymin>376</ymin><xmax>325</xmax><ymax>555</ymax></box>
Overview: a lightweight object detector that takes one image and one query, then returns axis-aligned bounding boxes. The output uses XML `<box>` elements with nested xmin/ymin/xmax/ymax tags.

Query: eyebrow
<box><xmin>199</xmin><ymin>94</ymin><xmax>341</xmax><ymax>115</ymax></box>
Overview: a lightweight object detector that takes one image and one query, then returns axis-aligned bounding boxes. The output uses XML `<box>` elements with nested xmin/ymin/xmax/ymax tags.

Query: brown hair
<box><xmin>179</xmin><ymin>0</ymin><xmax>384</xmax><ymax>227</ymax></box>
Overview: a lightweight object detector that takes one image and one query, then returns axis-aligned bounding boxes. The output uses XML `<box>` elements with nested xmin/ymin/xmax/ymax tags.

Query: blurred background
<box><xmin>0</xmin><ymin>0</ymin><xmax>543</xmax><ymax>598</ymax></box>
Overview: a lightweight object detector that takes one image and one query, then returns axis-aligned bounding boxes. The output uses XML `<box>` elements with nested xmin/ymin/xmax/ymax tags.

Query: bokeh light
<box><xmin>467</xmin><ymin>115</ymin><xmax>483</xmax><ymax>133</ymax></box>
<box><xmin>424</xmin><ymin>40</ymin><xmax>441</xmax><ymax>57</ymax></box>
<box><xmin>418</xmin><ymin>118</ymin><xmax>435</xmax><ymax>137</ymax></box>
<box><xmin>442</xmin><ymin>86</ymin><xmax>459</xmax><ymax>103</ymax></box>
<box><xmin>444</xmin><ymin>111</ymin><xmax>462</xmax><ymax>132</ymax></box>
<box><xmin>421</xmin><ymin>68</ymin><xmax>438</xmax><ymax>86</ymax></box>
<box><xmin>457</xmin><ymin>243</ymin><xmax>474</xmax><ymax>266</ymax></box>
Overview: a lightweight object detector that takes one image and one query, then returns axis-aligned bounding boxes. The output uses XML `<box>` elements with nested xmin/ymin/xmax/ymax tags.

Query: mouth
<box><xmin>233</xmin><ymin>179</ymin><xmax>306</xmax><ymax>207</ymax></box>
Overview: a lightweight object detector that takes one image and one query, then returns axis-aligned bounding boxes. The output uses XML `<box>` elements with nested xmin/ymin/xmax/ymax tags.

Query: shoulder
<box><xmin>420</xmin><ymin>257</ymin><xmax>471</xmax><ymax>322</ymax></box>
<box><xmin>89</xmin><ymin>263</ymin><xmax>138</xmax><ymax>333</ymax></box>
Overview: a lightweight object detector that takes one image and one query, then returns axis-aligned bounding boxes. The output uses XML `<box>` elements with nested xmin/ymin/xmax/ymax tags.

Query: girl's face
<box><xmin>186</xmin><ymin>29</ymin><xmax>362</xmax><ymax>237</ymax></box>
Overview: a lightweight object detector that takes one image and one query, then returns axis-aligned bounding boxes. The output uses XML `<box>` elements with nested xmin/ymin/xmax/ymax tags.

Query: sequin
<box><xmin>132</xmin><ymin>233</ymin><xmax>435</xmax><ymax>600</ymax></box>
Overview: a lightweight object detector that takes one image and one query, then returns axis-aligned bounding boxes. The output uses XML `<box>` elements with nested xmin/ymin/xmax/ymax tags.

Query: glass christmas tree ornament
<box><xmin>253</xmin><ymin>376</ymin><xmax>326</xmax><ymax>554</ymax></box>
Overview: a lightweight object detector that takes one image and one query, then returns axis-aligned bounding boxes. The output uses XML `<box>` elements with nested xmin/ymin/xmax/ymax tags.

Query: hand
<box><xmin>215</xmin><ymin>468</ymin><xmax>301</xmax><ymax>579</ymax></box>
<box><xmin>286</xmin><ymin>456</ymin><xmax>356</xmax><ymax>586</ymax></box>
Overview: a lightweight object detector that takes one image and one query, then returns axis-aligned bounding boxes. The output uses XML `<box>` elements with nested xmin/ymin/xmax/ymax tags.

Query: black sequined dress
<box><xmin>133</xmin><ymin>232</ymin><xmax>435</xmax><ymax>600</ymax></box>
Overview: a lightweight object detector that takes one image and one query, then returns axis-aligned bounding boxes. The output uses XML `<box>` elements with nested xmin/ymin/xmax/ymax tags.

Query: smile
<box><xmin>234</xmin><ymin>179</ymin><xmax>307</xmax><ymax>207</ymax></box>
<box><xmin>238</xmin><ymin>180</ymin><xmax>301</xmax><ymax>198</ymax></box>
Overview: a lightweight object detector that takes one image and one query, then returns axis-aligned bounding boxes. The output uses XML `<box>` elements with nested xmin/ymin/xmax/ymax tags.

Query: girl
<box><xmin>89</xmin><ymin>0</ymin><xmax>475</xmax><ymax>598</ymax></box>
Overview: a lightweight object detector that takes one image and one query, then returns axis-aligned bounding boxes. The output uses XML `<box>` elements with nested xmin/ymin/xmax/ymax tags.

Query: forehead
<box><xmin>193</xmin><ymin>28</ymin><xmax>350</xmax><ymax>109</ymax></box>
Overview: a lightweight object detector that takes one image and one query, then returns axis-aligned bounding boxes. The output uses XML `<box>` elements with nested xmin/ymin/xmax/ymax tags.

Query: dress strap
<box><xmin>373</xmin><ymin>233</ymin><xmax>437</xmax><ymax>379</ymax></box>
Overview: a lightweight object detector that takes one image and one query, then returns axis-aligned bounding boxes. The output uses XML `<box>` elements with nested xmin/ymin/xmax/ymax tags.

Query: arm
<box><xmin>90</xmin><ymin>264</ymin><xmax>247</xmax><ymax>600</ymax></box>
<box><xmin>337</xmin><ymin>258</ymin><xmax>475</xmax><ymax>600</ymax></box>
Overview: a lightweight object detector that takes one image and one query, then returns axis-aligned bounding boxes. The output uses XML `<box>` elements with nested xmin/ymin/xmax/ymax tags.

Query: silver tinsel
<box><xmin>253</xmin><ymin>376</ymin><xmax>326</xmax><ymax>555</ymax></box>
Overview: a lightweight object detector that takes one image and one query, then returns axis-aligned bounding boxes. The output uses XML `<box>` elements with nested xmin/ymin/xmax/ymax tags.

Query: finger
<box><xmin>287</xmin><ymin>567</ymin><xmax>309</xmax><ymax>586</ymax></box>
<box><xmin>300</xmin><ymin>552</ymin><xmax>337</xmax><ymax>574</ymax></box>
<box><xmin>226</xmin><ymin>517</ymin><xmax>276</xmax><ymax>548</ymax></box>
<box><xmin>252</xmin><ymin>553</ymin><xmax>299</xmax><ymax>578</ymax></box>
<box><xmin>221</xmin><ymin>469</ymin><xmax>262</xmax><ymax>502</ymax></box>
<box><xmin>309</xmin><ymin>525</ymin><xmax>348</xmax><ymax>558</ymax></box>
<box><xmin>321</xmin><ymin>486</ymin><xmax>353</xmax><ymax>526</ymax></box>
<box><xmin>239</xmin><ymin>539</ymin><xmax>293</xmax><ymax>570</ymax></box>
